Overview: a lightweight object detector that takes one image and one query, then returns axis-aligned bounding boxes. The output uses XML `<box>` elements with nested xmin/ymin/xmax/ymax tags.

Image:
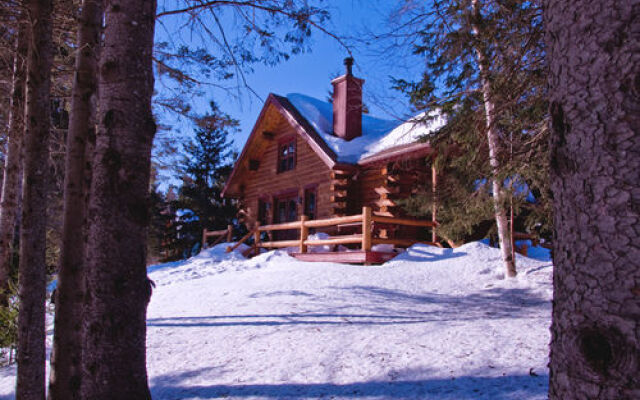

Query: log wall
<box><xmin>240</xmin><ymin>108</ymin><xmax>332</xmax><ymax>227</ymax></box>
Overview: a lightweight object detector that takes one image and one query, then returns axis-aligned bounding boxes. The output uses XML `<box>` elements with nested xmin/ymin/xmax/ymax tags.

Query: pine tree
<box><xmin>16</xmin><ymin>0</ymin><xmax>54</xmax><ymax>397</ymax></box>
<box><xmin>49</xmin><ymin>0</ymin><xmax>102</xmax><ymax>398</ymax></box>
<box><xmin>0</xmin><ymin>11</ymin><xmax>27</xmax><ymax>307</ymax></box>
<box><xmin>174</xmin><ymin>102</ymin><xmax>238</xmax><ymax>256</ymax></box>
<box><xmin>388</xmin><ymin>0</ymin><xmax>549</xmax><ymax>275</ymax></box>
<box><xmin>81</xmin><ymin>0</ymin><xmax>156</xmax><ymax>397</ymax></box>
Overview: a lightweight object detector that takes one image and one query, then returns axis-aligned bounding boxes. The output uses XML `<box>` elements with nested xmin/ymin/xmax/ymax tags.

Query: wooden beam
<box><xmin>330</xmin><ymin>183</ymin><xmax>349</xmax><ymax>191</ymax></box>
<box><xmin>304</xmin><ymin>234</ymin><xmax>362</xmax><ymax>246</ymax></box>
<box><xmin>305</xmin><ymin>214</ymin><xmax>362</xmax><ymax>227</ymax></box>
<box><xmin>362</xmin><ymin>206</ymin><xmax>372</xmax><ymax>252</ymax></box>
<box><xmin>330</xmin><ymin>195</ymin><xmax>348</xmax><ymax>203</ymax></box>
<box><xmin>330</xmin><ymin>171</ymin><xmax>353</xmax><ymax>180</ymax></box>
<box><xmin>260</xmin><ymin>240</ymin><xmax>300</xmax><ymax>248</ymax></box>
<box><xmin>226</xmin><ymin>228</ymin><xmax>256</xmax><ymax>253</ymax></box>
<box><xmin>374</xmin><ymin>199</ymin><xmax>397</xmax><ymax>208</ymax></box>
<box><xmin>373</xmin><ymin>210</ymin><xmax>394</xmax><ymax>217</ymax></box>
<box><xmin>372</xmin><ymin>215</ymin><xmax>437</xmax><ymax>227</ymax></box>
<box><xmin>374</xmin><ymin>186</ymin><xmax>400</xmax><ymax>195</ymax></box>
<box><xmin>330</xmin><ymin>178</ymin><xmax>350</xmax><ymax>185</ymax></box>
<box><xmin>299</xmin><ymin>215</ymin><xmax>308</xmax><ymax>253</ymax></box>
<box><xmin>259</xmin><ymin>220</ymin><xmax>302</xmax><ymax>231</ymax></box>
<box><xmin>372</xmin><ymin>238</ymin><xmax>441</xmax><ymax>248</ymax></box>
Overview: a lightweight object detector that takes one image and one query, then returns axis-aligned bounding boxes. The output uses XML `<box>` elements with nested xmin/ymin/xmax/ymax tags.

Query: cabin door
<box><xmin>273</xmin><ymin>194</ymin><xmax>298</xmax><ymax>240</ymax></box>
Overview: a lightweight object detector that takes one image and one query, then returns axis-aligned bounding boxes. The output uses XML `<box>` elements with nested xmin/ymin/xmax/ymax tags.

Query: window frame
<box><xmin>303</xmin><ymin>186</ymin><xmax>318</xmax><ymax>220</ymax></box>
<box><xmin>277</xmin><ymin>137</ymin><xmax>297</xmax><ymax>173</ymax></box>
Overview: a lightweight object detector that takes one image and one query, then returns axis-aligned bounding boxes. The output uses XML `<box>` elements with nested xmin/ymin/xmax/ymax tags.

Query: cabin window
<box><xmin>304</xmin><ymin>188</ymin><xmax>317</xmax><ymax>220</ymax></box>
<box><xmin>258</xmin><ymin>198</ymin><xmax>270</xmax><ymax>225</ymax></box>
<box><xmin>277</xmin><ymin>139</ymin><xmax>296</xmax><ymax>173</ymax></box>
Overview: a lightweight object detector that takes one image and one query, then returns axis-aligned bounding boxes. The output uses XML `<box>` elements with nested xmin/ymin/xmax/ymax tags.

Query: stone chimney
<box><xmin>331</xmin><ymin>57</ymin><xmax>364</xmax><ymax>141</ymax></box>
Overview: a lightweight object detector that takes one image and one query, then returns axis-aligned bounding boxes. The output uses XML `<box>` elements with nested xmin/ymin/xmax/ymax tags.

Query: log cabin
<box><xmin>222</xmin><ymin>58</ymin><xmax>445</xmax><ymax>260</ymax></box>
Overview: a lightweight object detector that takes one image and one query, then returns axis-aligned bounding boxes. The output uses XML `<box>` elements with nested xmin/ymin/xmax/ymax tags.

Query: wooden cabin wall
<box><xmin>240</xmin><ymin>113</ymin><xmax>332</xmax><ymax>228</ymax></box>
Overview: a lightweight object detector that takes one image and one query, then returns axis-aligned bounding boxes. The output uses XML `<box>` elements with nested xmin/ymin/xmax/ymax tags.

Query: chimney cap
<box><xmin>344</xmin><ymin>57</ymin><xmax>354</xmax><ymax>75</ymax></box>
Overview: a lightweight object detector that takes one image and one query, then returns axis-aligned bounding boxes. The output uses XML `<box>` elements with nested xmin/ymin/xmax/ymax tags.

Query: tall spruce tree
<box><xmin>175</xmin><ymin>102</ymin><xmax>238</xmax><ymax>256</ymax></box>
<box><xmin>49</xmin><ymin>0</ymin><xmax>102</xmax><ymax>398</ymax></box>
<box><xmin>0</xmin><ymin>11</ymin><xmax>27</xmax><ymax>307</ymax></box>
<box><xmin>16</xmin><ymin>0</ymin><xmax>53</xmax><ymax>397</ymax></box>
<box><xmin>81</xmin><ymin>0</ymin><xmax>156</xmax><ymax>397</ymax></box>
<box><xmin>387</xmin><ymin>0</ymin><xmax>548</xmax><ymax>276</ymax></box>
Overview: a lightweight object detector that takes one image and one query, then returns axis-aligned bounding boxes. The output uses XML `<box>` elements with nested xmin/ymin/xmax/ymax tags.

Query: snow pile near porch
<box><xmin>0</xmin><ymin>241</ymin><xmax>553</xmax><ymax>399</ymax></box>
<box><xmin>286</xmin><ymin>93</ymin><xmax>445</xmax><ymax>163</ymax></box>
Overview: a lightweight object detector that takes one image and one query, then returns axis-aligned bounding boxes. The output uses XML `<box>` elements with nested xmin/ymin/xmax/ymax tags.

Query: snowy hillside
<box><xmin>0</xmin><ymin>242</ymin><xmax>553</xmax><ymax>399</ymax></box>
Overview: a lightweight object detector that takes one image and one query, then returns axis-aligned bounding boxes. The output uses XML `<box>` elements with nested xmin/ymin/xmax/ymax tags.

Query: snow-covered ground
<box><xmin>1</xmin><ymin>242</ymin><xmax>553</xmax><ymax>399</ymax></box>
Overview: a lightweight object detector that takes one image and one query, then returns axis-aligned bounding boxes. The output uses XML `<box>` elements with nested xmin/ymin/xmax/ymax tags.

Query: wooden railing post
<box><xmin>202</xmin><ymin>229</ymin><xmax>208</xmax><ymax>249</ymax></box>
<box><xmin>253</xmin><ymin>222</ymin><xmax>261</xmax><ymax>256</ymax></box>
<box><xmin>362</xmin><ymin>206</ymin><xmax>372</xmax><ymax>252</ymax></box>
<box><xmin>299</xmin><ymin>215</ymin><xmax>309</xmax><ymax>253</ymax></box>
<box><xmin>226</xmin><ymin>224</ymin><xmax>233</xmax><ymax>242</ymax></box>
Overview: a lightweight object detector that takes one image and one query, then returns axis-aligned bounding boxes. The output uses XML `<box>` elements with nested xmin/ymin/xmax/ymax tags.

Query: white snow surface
<box><xmin>286</xmin><ymin>94</ymin><xmax>446</xmax><ymax>163</ymax></box>
<box><xmin>0</xmin><ymin>241</ymin><xmax>552</xmax><ymax>399</ymax></box>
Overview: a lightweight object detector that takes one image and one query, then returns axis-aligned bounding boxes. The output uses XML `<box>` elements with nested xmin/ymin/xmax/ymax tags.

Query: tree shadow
<box><xmin>148</xmin><ymin>284</ymin><xmax>549</xmax><ymax>329</ymax></box>
<box><xmin>150</xmin><ymin>368</ymin><xmax>548</xmax><ymax>399</ymax></box>
<box><xmin>249</xmin><ymin>290</ymin><xmax>314</xmax><ymax>298</ymax></box>
<box><xmin>147</xmin><ymin>313</ymin><xmax>431</xmax><ymax>328</ymax></box>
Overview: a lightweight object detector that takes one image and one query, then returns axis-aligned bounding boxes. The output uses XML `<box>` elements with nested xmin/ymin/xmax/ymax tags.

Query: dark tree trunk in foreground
<box><xmin>0</xmin><ymin>17</ymin><xmax>28</xmax><ymax>306</ymax></box>
<box><xmin>80</xmin><ymin>0</ymin><xmax>156</xmax><ymax>398</ymax></box>
<box><xmin>546</xmin><ymin>0</ymin><xmax>640</xmax><ymax>398</ymax></box>
<box><xmin>16</xmin><ymin>0</ymin><xmax>53</xmax><ymax>398</ymax></box>
<box><xmin>48</xmin><ymin>1</ymin><xmax>102</xmax><ymax>398</ymax></box>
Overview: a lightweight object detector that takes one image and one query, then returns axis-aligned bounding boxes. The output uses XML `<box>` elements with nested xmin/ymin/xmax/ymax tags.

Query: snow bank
<box><xmin>0</xmin><ymin>241</ymin><xmax>553</xmax><ymax>400</ymax></box>
<box><xmin>147</xmin><ymin>243</ymin><xmax>250</xmax><ymax>286</ymax></box>
<box><xmin>286</xmin><ymin>93</ymin><xmax>445</xmax><ymax>163</ymax></box>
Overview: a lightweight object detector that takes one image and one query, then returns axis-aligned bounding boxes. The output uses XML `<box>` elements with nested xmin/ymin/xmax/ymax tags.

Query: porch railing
<box><xmin>226</xmin><ymin>207</ymin><xmax>439</xmax><ymax>256</ymax></box>
<box><xmin>202</xmin><ymin>225</ymin><xmax>233</xmax><ymax>249</ymax></box>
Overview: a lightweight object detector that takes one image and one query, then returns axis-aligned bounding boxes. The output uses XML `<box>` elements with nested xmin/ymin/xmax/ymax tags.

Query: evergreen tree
<box><xmin>387</xmin><ymin>0</ymin><xmax>549</xmax><ymax>273</ymax></box>
<box><xmin>174</xmin><ymin>102</ymin><xmax>239</xmax><ymax>256</ymax></box>
<box><xmin>147</xmin><ymin>184</ymin><xmax>177</xmax><ymax>262</ymax></box>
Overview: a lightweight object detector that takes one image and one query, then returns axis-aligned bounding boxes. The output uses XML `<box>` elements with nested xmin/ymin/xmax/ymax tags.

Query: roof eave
<box><xmin>357</xmin><ymin>142</ymin><xmax>435</xmax><ymax>167</ymax></box>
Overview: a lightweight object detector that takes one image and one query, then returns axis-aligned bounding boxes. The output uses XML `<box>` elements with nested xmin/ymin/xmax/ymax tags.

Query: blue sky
<box><xmin>154</xmin><ymin>1</ymin><xmax>424</xmax><ymax>185</ymax></box>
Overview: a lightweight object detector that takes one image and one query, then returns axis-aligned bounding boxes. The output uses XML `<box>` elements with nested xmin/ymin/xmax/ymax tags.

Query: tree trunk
<box><xmin>546</xmin><ymin>0</ymin><xmax>640</xmax><ymax>398</ymax></box>
<box><xmin>0</xmin><ymin>15</ymin><xmax>28</xmax><ymax>307</ymax></box>
<box><xmin>16</xmin><ymin>0</ymin><xmax>53</xmax><ymax>398</ymax></box>
<box><xmin>80</xmin><ymin>0</ymin><xmax>156</xmax><ymax>398</ymax></box>
<box><xmin>470</xmin><ymin>0</ymin><xmax>516</xmax><ymax>277</ymax></box>
<box><xmin>48</xmin><ymin>1</ymin><xmax>101</xmax><ymax>399</ymax></box>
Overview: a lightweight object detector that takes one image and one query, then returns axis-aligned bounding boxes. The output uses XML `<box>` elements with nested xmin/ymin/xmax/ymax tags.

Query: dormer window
<box><xmin>277</xmin><ymin>138</ymin><xmax>296</xmax><ymax>173</ymax></box>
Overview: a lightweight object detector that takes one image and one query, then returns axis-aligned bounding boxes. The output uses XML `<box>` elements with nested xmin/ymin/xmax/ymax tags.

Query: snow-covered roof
<box><xmin>286</xmin><ymin>93</ymin><xmax>446</xmax><ymax>164</ymax></box>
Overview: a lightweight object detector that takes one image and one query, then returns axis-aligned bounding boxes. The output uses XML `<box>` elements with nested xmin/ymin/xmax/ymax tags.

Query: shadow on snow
<box><xmin>147</xmin><ymin>285</ymin><xmax>549</xmax><ymax>328</ymax></box>
<box><xmin>150</xmin><ymin>369</ymin><xmax>548</xmax><ymax>399</ymax></box>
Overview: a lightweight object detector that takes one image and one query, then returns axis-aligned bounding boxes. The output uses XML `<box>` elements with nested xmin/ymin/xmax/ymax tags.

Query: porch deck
<box><xmin>290</xmin><ymin>250</ymin><xmax>398</xmax><ymax>264</ymax></box>
<box><xmin>226</xmin><ymin>206</ymin><xmax>439</xmax><ymax>264</ymax></box>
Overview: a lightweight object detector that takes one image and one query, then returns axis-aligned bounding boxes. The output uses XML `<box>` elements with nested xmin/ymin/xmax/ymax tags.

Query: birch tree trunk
<box><xmin>16</xmin><ymin>0</ymin><xmax>53</xmax><ymax>398</ymax></box>
<box><xmin>471</xmin><ymin>0</ymin><xmax>516</xmax><ymax>277</ymax></box>
<box><xmin>48</xmin><ymin>1</ymin><xmax>101</xmax><ymax>398</ymax></box>
<box><xmin>0</xmin><ymin>15</ymin><xmax>28</xmax><ymax>307</ymax></box>
<box><xmin>546</xmin><ymin>0</ymin><xmax>640</xmax><ymax>398</ymax></box>
<box><xmin>80</xmin><ymin>0</ymin><xmax>156</xmax><ymax>398</ymax></box>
